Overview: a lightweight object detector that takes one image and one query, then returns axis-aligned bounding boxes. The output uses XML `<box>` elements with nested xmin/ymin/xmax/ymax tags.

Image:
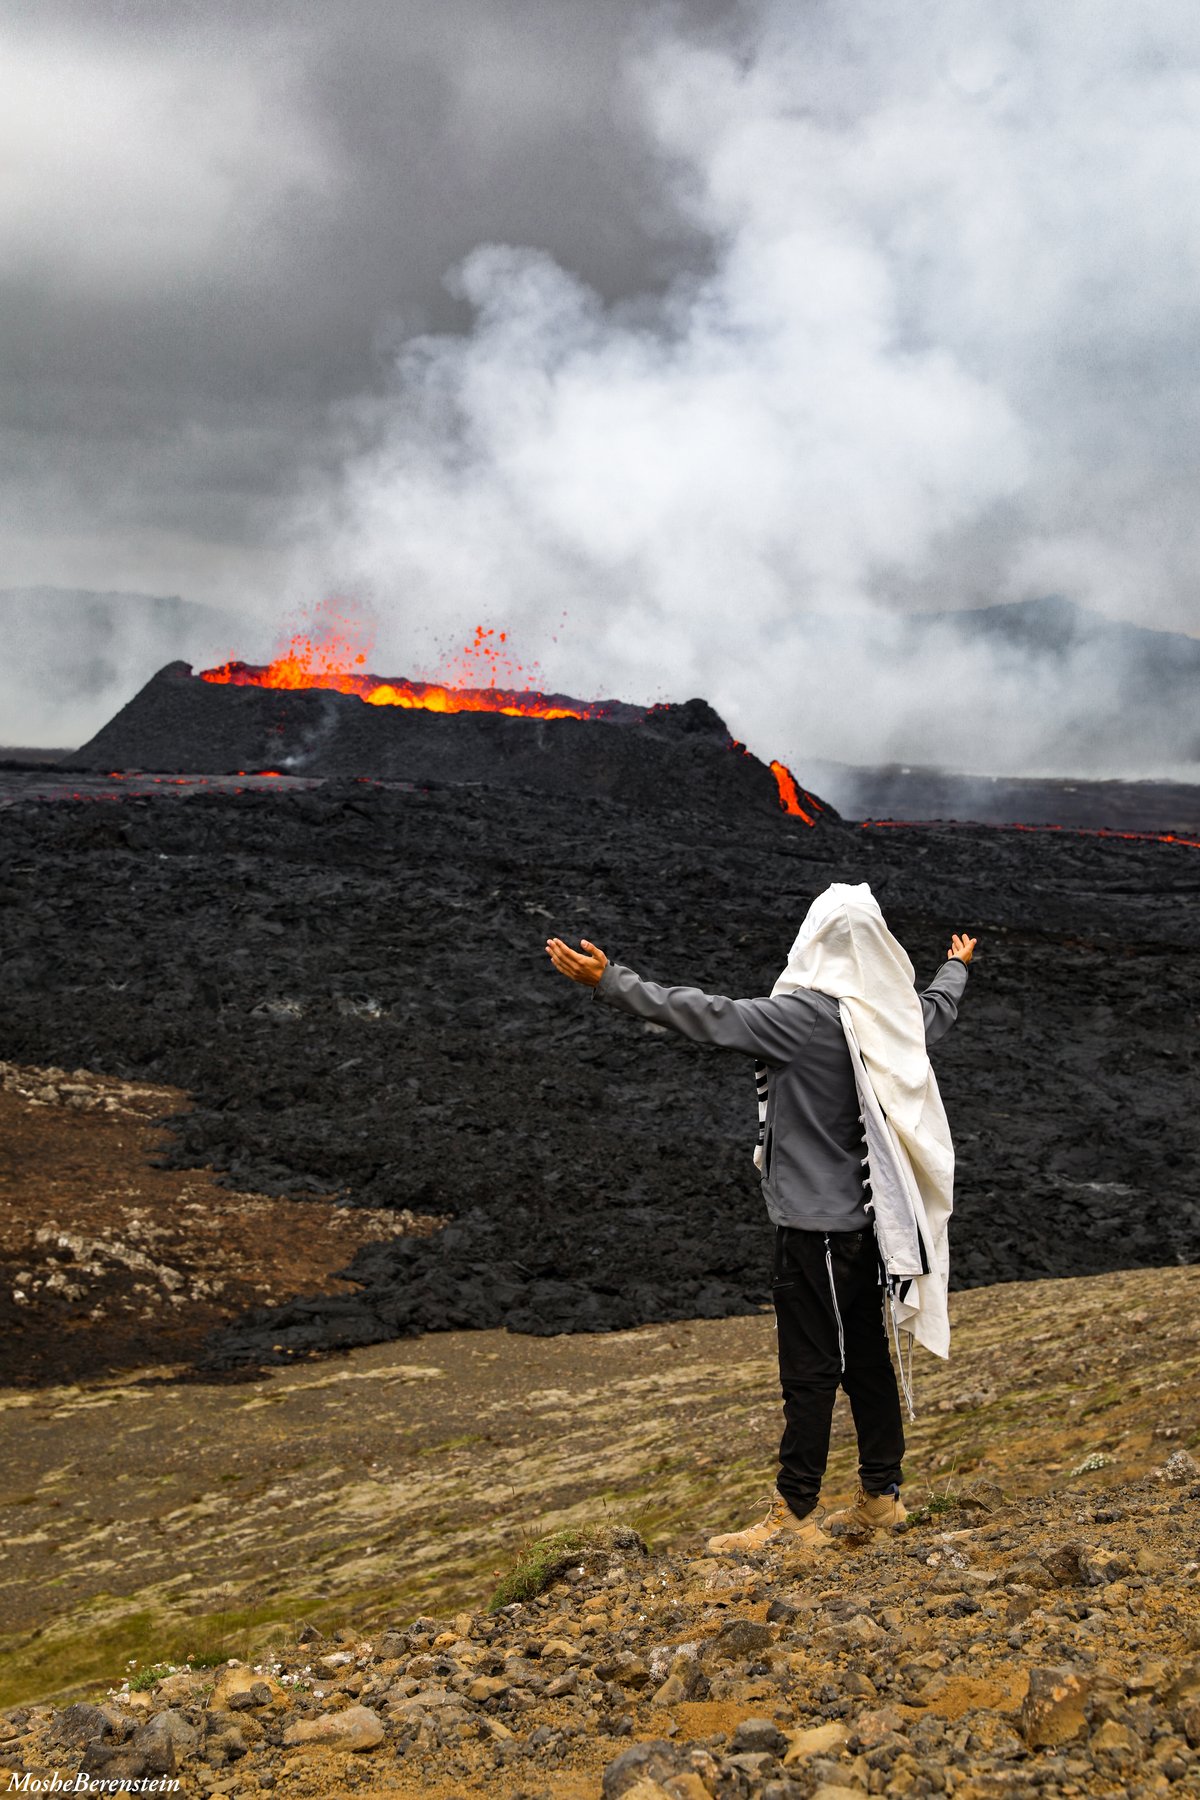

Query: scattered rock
<box><xmin>1021</xmin><ymin>1667</ymin><xmax>1093</xmax><ymax>1747</ymax></box>
<box><xmin>784</xmin><ymin>1721</ymin><xmax>850</xmax><ymax>1762</ymax></box>
<box><xmin>11</xmin><ymin>1471</ymin><xmax>1200</xmax><ymax>1798</ymax></box>
<box><xmin>282</xmin><ymin>1702</ymin><xmax>385</xmax><ymax>1752</ymax></box>
<box><xmin>209</xmin><ymin>1665</ymin><xmax>284</xmax><ymax>1711</ymax></box>
<box><xmin>1078</xmin><ymin>1546</ymin><xmax>1133</xmax><ymax>1585</ymax></box>
<box><xmin>47</xmin><ymin>1702</ymin><xmax>114</xmax><ymax>1750</ymax></box>
<box><xmin>730</xmin><ymin>1716</ymin><xmax>787</xmax><ymax>1755</ymax></box>
<box><xmin>601</xmin><ymin>1739</ymin><xmax>688</xmax><ymax>1797</ymax></box>
<box><xmin>712</xmin><ymin>1618</ymin><xmax>774</xmax><ymax>1658</ymax></box>
<box><xmin>128</xmin><ymin>1707</ymin><xmax>196</xmax><ymax>1774</ymax></box>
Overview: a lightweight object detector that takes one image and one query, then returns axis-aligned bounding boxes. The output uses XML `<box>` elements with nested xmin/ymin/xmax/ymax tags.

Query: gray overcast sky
<box><xmin>1</xmin><ymin>0</ymin><xmax>731</xmax><ymax>599</ymax></box>
<box><xmin>4</xmin><ymin>0</ymin><xmax>1200</xmax><ymax>769</ymax></box>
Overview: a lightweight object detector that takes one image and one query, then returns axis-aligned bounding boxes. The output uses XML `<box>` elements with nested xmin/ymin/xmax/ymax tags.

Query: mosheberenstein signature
<box><xmin>7</xmin><ymin>1775</ymin><xmax>181</xmax><ymax>1794</ymax></box>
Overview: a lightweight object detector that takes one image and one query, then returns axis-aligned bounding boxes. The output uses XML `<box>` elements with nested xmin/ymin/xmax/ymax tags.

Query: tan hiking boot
<box><xmin>825</xmin><ymin>1484</ymin><xmax>907</xmax><ymax>1537</ymax></box>
<box><xmin>706</xmin><ymin>1493</ymin><xmax>829</xmax><ymax>1556</ymax></box>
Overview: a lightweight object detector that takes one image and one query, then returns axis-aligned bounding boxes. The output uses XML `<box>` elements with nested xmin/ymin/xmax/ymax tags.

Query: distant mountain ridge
<box><xmin>775</xmin><ymin>595</ymin><xmax>1200</xmax><ymax>776</ymax></box>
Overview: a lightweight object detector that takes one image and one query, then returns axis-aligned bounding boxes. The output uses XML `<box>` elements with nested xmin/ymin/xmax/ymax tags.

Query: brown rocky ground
<box><xmin>0</xmin><ymin>1061</ymin><xmax>446</xmax><ymax>1386</ymax></box>
<box><xmin>3</xmin><ymin>1465</ymin><xmax>1199</xmax><ymax>1799</ymax></box>
<box><xmin>1</xmin><ymin>1062</ymin><xmax>1198</xmax><ymax>1796</ymax></box>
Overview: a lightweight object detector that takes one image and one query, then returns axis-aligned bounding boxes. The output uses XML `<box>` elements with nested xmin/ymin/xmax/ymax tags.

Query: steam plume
<box><xmin>306</xmin><ymin>0</ymin><xmax>1200</xmax><ymax>778</ymax></box>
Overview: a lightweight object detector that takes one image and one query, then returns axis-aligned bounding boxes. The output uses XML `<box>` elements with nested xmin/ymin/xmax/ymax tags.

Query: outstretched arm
<box><xmin>545</xmin><ymin>937</ymin><xmax>818</xmax><ymax>1064</ymax></box>
<box><xmin>922</xmin><ymin>932</ymin><xmax>978</xmax><ymax>1043</ymax></box>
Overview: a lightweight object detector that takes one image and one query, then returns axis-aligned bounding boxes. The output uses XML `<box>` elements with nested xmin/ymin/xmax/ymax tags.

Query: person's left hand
<box><xmin>546</xmin><ymin>937</ymin><xmax>609</xmax><ymax>986</ymax></box>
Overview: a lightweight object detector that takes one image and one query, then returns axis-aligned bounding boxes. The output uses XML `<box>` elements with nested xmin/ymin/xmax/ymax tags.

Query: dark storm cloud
<box><xmin>1</xmin><ymin>0</ymin><xmax>732</xmax><ymax>593</ymax></box>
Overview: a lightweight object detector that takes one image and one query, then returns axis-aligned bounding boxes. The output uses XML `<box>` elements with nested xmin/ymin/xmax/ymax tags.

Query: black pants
<box><xmin>771</xmin><ymin>1224</ymin><xmax>904</xmax><ymax>1518</ymax></box>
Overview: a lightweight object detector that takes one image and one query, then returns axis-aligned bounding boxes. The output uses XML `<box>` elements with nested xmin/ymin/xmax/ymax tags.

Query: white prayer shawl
<box><xmin>758</xmin><ymin>882</ymin><xmax>954</xmax><ymax>1363</ymax></box>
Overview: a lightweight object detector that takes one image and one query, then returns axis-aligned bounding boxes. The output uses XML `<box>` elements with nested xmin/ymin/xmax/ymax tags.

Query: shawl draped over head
<box><xmin>755</xmin><ymin>881</ymin><xmax>955</xmax><ymax>1360</ymax></box>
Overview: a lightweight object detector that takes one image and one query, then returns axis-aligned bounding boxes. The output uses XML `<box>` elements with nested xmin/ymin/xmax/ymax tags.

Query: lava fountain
<box><xmin>197</xmin><ymin>617</ymin><xmax>817</xmax><ymax>819</ymax></box>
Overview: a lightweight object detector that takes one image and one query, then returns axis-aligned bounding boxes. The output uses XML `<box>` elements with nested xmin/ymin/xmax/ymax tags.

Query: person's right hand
<box><xmin>948</xmin><ymin>933</ymin><xmax>978</xmax><ymax>963</ymax></box>
<box><xmin>546</xmin><ymin>937</ymin><xmax>609</xmax><ymax>986</ymax></box>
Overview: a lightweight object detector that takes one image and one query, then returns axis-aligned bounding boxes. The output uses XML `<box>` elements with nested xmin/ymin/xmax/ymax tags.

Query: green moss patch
<box><xmin>486</xmin><ymin>1523</ymin><xmax>646</xmax><ymax>1613</ymax></box>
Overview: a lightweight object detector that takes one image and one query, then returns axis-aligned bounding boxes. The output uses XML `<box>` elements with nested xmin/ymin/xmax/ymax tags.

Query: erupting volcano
<box><xmin>73</xmin><ymin>613</ymin><xmax>831</xmax><ymax>826</ymax></box>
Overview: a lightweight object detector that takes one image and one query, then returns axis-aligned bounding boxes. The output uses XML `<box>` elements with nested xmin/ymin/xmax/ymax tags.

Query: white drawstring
<box><xmin>888</xmin><ymin>1289</ymin><xmax>917</xmax><ymax>1422</ymax></box>
<box><xmin>823</xmin><ymin>1234</ymin><xmax>846</xmax><ymax>1373</ymax></box>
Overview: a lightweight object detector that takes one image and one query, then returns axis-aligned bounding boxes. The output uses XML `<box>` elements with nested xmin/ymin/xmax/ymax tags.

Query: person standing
<box><xmin>546</xmin><ymin>882</ymin><xmax>976</xmax><ymax>1554</ymax></box>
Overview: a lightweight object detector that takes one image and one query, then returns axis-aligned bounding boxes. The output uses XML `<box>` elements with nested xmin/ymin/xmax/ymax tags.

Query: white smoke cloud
<box><xmin>304</xmin><ymin>0</ymin><xmax>1200</xmax><ymax>777</ymax></box>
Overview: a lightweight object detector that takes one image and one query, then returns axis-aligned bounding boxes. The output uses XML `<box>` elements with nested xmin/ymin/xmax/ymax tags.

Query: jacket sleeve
<box><xmin>594</xmin><ymin>962</ymin><xmax>819</xmax><ymax>1065</ymax></box>
<box><xmin>921</xmin><ymin>959</ymin><xmax>969</xmax><ymax>1045</ymax></box>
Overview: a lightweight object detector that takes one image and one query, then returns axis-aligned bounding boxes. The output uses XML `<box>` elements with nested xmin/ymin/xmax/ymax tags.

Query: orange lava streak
<box><xmin>770</xmin><ymin>760</ymin><xmax>816</xmax><ymax>824</ymax></box>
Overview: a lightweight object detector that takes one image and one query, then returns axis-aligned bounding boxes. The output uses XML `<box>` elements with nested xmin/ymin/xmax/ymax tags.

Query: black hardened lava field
<box><xmin>1</xmin><ymin>669</ymin><xmax>1197</xmax><ymax>1370</ymax></box>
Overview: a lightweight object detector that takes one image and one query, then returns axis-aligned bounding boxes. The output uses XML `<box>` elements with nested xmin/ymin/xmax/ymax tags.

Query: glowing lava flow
<box><xmin>860</xmin><ymin>818</ymin><xmax>1200</xmax><ymax>851</ymax></box>
<box><xmin>202</xmin><ymin>623</ymin><xmax>616</xmax><ymax>722</ymax></box>
<box><xmin>770</xmin><ymin>760</ymin><xmax>819</xmax><ymax>824</ymax></box>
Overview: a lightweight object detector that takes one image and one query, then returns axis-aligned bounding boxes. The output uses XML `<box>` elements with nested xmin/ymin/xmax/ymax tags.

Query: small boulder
<box><xmin>1090</xmin><ymin>1718</ymin><xmax>1143</xmax><ymax>1776</ymax></box>
<box><xmin>1159</xmin><ymin>1449</ymin><xmax>1200</xmax><ymax>1482</ymax></box>
<box><xmin>730</xmin><ymin>1716</ymin><xmax>787</xmax><ymax>1755</ymax></box>
<box><xmin>283</xmin><ymin>1703</ymin><xmax>386</xmax><ymax>1752</ymax></box>
<box><xmin>1078</xmin><ymin>1548</ymin><xmax>1133</xmax><ymax>1586</ymax></box>
<box><xmin>47</xmin><ymin>1702</ymin><xmax>113</xmax><ymax>1750</ymax></box>
<box><xmin>128</xmin><ymin>1707</ymin><xmax>197</xmax><ymax>1775</ymax></box>
<box><xmin>712</xmin><ymin>1618</ymin><xmax>774</xmax><ymax>1658</ymax></box>
<box><xmin>784</xmin><ymin>1721</ymin><xmax>850</xmax><ymax>1763</ymax></box>
<box><xmin>602</xmin><ymin>1739</ymin><xmax>687</xmax><ymax>1798</ymax></box>
<box><xmin>1021</xmin><ymin>1667</ymin><xmax>1093</xmax><ymax>1747</ymax></box>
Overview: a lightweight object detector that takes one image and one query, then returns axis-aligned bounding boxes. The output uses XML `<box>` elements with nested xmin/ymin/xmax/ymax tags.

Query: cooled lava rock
<box><xmin>69</xmin><ymin>661</ymin><xmax>818</xmax><ymax>822</ymax></box>
<box><xmin>0</xmin><ymin>758</ymin><xmax>1196</xmax><ymax>1374</ymax></box>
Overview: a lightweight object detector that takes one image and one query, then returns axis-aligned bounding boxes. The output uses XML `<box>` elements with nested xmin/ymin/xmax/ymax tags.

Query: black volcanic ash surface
<box><xmin>0</xmin><ymin>774</ymin><xmax>1196</xmax><ymax>1371</ymax></box>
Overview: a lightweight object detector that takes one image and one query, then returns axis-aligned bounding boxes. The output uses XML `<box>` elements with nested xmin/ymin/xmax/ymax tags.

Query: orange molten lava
<box><xmin>202</xmin><ymin>621</ymin><xmax>614</xmax><ymax>722</ymax></box>
<box><xmin>770</xmin><ymin>760</ymin><xmax>829</xmax><ymax>825</ymax></box>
